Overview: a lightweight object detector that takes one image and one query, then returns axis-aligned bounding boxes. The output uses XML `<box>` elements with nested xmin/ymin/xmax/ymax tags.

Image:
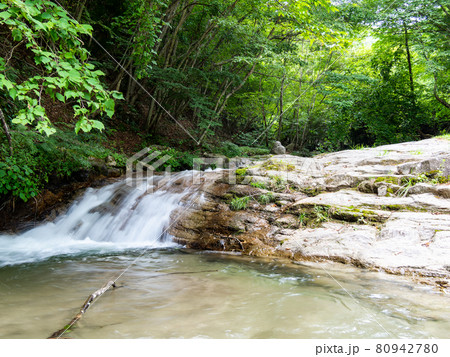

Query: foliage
<box><xmin>250</xmin><ymin>181</ymin><xmax>267</xmax><ymax>190</ymax></box>
<box><xmin>215</xmin><ymin>141</ymin><xmax>270</xmax><ymax>158</ymax></box>
<box><xmin>313</xmin><ymin>205</ymin><xmax>329</xmax><ymax>223</ymax></box>
<box><xmin>229</xmin><ymin>196</ymin><xmax>250</xmax><ymax>211</ymax></box>
<box><xmin>146</xmin><ymin>147</ymin><xmax>195</xmax><ymax>171</ymax></box>
<box><xmin>257</xmin><ymin>192</ymin><xmax>275</xmax><ymax>205</ymax></box>
<box><xmin>0</xmin><ymin>156</ymin><xmax>39</xmax><ymax>202</ymax></box>
<box><xmin>0</xmin><ymin>125</ymin><xmax>126</xmax><ymax>202</ymax></box>
<box><xmin>0</xmin><ymin>0</ymin><xmax>122</xmax><ymax>135</ymax></box>
<box><xmin>2</xmin><ymin>0</ymin><xmax>450</xmax><ymax>205</ymax></box>
<box><xmin>269</xmin><ymin>175</ymin><xmax>287</xmax><ymax>191</ymax></box>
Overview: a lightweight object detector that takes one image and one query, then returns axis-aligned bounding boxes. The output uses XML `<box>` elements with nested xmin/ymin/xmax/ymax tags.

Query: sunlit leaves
<box><xmin>0</xmin><ymin>0</ymin><xmax>122</xmax><ymax>135</ymax></box>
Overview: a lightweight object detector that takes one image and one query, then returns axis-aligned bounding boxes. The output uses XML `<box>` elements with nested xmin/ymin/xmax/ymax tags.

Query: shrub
<box><xmin>230</xmin><ymin>196</ymin><xmax>250</xmax><ymax>211</ymax></box>
<box><xmin>0</xmin><ymin>125</ymin><xmax>126</xmax><ymax>202</ymax></box>
<box><xmin>257</xmin><ymin>192</ymin><xmax>275</xmax><ymax>205</ymax></box>
<box><xmin>250</xmin><ymin>181</ymin><xmax>267</xmax><ymax>189</ymax></box>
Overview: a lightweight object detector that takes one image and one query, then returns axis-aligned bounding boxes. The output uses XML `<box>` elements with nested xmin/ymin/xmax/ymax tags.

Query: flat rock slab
<box><xmin>170</xmin><ymin>138</ymin><xmax>450</xmax><ymax>291</ymax></box>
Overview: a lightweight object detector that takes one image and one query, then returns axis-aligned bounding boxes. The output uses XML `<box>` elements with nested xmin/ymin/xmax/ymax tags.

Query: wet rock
<box><xmin>89</xmin><ymin>157</ymin><xmax>108</xmax><ymax>175</ymax></box>
<box><xmin>435</xmin><ymin>185</ymin><xmax>450</xmax><ymax>199</ymax></box>
<box><xmin>107</xmin><ymin>168</ymin><xmax>122</xmax><ymax>177</ymax></box>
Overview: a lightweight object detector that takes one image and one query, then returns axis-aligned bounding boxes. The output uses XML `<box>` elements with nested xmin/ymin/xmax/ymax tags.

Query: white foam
<box><xmin>0</xmin><ymin>172</ymin><xmax>196</xmax><ymax>267</ymax></box>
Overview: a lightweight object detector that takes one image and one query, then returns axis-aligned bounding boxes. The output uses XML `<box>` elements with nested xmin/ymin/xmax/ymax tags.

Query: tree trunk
<box><xmin>259</xmin><ymin>78</ymin><xmax>268</xmax><ymax>147</ymax></box>
<box><xmin>277</xmin><ymin>72</ymin><xmax>285</xmax><ymax>141</ymax></box>
<box><xmin>154</xmin><ymin>0</ymin><xmax>182</xmax><ymax>53</ymax></box>
<box><xmin>0</xmin><ymin>108</ymin><xmax>13</xmax><ymax>157</ymax></box>
<box><xmin>75</xmin><ymin>0</ymin><xmax>87</xmax><ymax>22</ymax></box>
<box><xmin>403</xmin><ymin>22</ymin><xmax>414</xmax><ymax>93</ymax></box>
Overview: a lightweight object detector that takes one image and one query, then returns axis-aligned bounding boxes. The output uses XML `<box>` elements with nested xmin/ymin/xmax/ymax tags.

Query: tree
<box><xmin>0</xmin><ymin>0</ymin><xmax>122</xmax><ymax>136</ymax></box>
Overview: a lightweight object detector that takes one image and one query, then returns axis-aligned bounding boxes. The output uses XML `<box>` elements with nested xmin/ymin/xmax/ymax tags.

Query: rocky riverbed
<box><xmin>169</xmin><ymin>138</ymin><xmax>450</xmax><ymax>291</ymax></box>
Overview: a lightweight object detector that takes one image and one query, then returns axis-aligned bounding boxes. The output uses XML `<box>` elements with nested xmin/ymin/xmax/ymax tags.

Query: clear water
<box><xmin>0</xmin><ymin>173</ymin><xmax>449</xmax><ymax>339</ymax></box>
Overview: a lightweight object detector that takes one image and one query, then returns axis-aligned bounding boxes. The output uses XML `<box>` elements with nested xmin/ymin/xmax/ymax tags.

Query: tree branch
<box><xmin>434</xmin><ymin>74</ymin><xmax>450</xmax><ymax>109</ymax></box>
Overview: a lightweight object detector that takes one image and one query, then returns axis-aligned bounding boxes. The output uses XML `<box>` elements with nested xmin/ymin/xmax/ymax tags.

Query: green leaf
<box><xmin>104</xmin><ymin>98</ymin><xmax>115</xmax><ymax>118</ymax></box>
<box><xmin>112</xmin><ymin>92</ymin><xmax>124</xmax><ymax>100</ymax></box>
<box><xmin>9</xmin><ymin>88</ymin><xmax>17</xmax><ymax>100</ymax></box>
<box><xmin>0</xmin><ymin>11</ymin><xmax>12</xmax><ymax>21</ymax></box>
<box><xmin>12</xmin><ymin>28</ymin><xmax>22</xmax><ymax>42</ymax></box>
<box><xmin>91</xmin><ymin>120</ymin><xmax>105</xmax><ymax>131</ymax></box>
<box><xmin>33</xmin><ymin>106</ymin><xmax>46</xmax><ymax>117</ymax></box>
<box><xmin>75</xmin><ymin>120</ymin><xmax>83</xmax><ymax>134</ymax></box>
<box><xmin>55</xmin><ymin>92</ymin><xmax>65</xmax><ymax>102</ymax></box>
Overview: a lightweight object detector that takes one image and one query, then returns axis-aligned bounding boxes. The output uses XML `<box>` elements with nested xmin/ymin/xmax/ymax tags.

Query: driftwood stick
<box><xmin>48</xmin><ymin>269</ymin><xmax>218</xmax><ymax>338</ymax></box>
<box><xmin>48</xmin><ymin>280</ymin><xmax>116</xmax><ymax>339</ymax></box>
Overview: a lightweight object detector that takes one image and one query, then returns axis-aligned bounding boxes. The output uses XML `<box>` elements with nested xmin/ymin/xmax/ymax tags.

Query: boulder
<box><xmin>397</xmin><ymin>154</ymin><xmax>450</xmax><ymax>176</ymax></box>
<box><xmin>271</xmin><ymin>141</ymin><xmax>286</xmax><ymax>155</ymax></box>
<box><xmin>285</xmin><ymin>143</ymin><xmax>295</xmax><ymax>153</ymax></box>
<box><xmin>377</xmin><ymin>185</ymin><xmax>388</xmax><ymax>197</ymax></box>
<box><xmin>106</xmin><ymin>155</ymin><xmax>117</xmax><ymax>167</ymax></box>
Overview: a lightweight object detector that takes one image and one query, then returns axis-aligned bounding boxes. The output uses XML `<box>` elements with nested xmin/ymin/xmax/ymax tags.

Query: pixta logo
<box><xmin>126</xmin><ymin>148</ymin><xmax>172</xmax><ymax>193</ymax></box>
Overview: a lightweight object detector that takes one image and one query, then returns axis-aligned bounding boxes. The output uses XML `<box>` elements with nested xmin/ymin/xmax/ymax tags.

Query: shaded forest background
<box><xmin>0</xmin><ymin>0</ymin><xmax>449</xmax><ymax>204</ymax></box>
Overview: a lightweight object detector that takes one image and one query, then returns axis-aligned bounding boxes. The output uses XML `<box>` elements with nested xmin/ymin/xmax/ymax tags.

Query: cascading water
<box><xmin>1</xmin><ymin>171</ymin><xmax>450</xmax><ymax>339</ymax></box>
<box><xmin>0</xmin><ymin>171</ymin><xmax>198</xmax><ymax>267</ymax></box>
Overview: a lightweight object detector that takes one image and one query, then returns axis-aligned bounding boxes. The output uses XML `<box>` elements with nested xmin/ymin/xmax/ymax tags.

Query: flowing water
<box><xmin>0</xmin><ymin>172</ymin><xmax>449</xmax><ymax>339</ymax></box>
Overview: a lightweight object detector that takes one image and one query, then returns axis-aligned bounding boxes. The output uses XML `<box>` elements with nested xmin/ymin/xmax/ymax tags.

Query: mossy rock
<box><xmin>259</xmin><ymin>159</ymin><xmax>295</xmax><ymax>172</ymax></box>
<box><xmin>222</xmin><ymin>193</ymin><xmax>234</xmax><ymax>203</ymax></box>
<box><xmin>329</xmin><ymin>207</ymin><xmax>387</xmax><ymax>224</ymax></box>
<box><xmin>301</xmin><ymin>187</ymin><xmax>322</xmax><ymax>197</ymax></box>
<box><xmin>380</xmin><ymin>204</ymin><xmax>427</xmax><ymax>212</ymax></box>
<box><xmin>375</xmin><ymin>176</ymin><xmax>400</xmax><ymax>185</ymax></box>
<box><xmin>235</xmin><ymin>168</ymin><xmax>248</xmax><ymax>176</ymax></box>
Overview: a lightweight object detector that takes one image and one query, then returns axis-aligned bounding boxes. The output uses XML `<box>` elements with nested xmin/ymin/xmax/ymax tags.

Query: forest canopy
<box><xmin>0</xmin><ymin>0</ymin><xmax>449</xmax><ymax>201</ymax></box>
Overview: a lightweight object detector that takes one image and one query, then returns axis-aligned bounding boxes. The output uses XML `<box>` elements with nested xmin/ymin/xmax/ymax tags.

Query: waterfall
<box><xmin>0</xmin><ymin>171</ymin><xmax>198</xmax><ymax>267</ymax></box>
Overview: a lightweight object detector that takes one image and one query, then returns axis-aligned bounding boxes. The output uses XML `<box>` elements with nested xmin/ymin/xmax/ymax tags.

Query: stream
<box><xmin>0</xmin><ymin>173</ymin><xmax>449</xmax><ymax>338</ymax></box>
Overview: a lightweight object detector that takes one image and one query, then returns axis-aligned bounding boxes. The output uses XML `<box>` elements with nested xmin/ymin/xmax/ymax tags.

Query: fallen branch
<box><xmin>48</xmin><ymin>269</ymin><xmax>218</xmax><ymax>338</ymax></box>
<box><xmin>48</xmin><ymin>280</ymin><xmax>116</xmax><ymax>339</ymax></box>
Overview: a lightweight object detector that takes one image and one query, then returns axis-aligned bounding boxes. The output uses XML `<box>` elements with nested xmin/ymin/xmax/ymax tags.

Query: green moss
<box><xmin>381</xmin><ymin>204</ymin><xmax>402</xmax><ymax>211</ymax></box>
<box><xmin>329</xmin><ymin>207</ymin><xmax>386</xmax><ymax>224</ymax></box>
<box><xmin>235</xmin><ymin>168</ymin><xmax>248</xmax><ymax>176</ymax></box>
<box><xmin>236</xmin><ymin>175</ymin><xmax>252</xmax><ymax>184</ymax></box>
<box><xmin>380</xmin><ymin>204</ymin><xmax>427</xmax><ymax>212</ymax></box>
<box><xmin>301</xmin><ymin>187</ymin><xmax>322</xmax><ymax>197</ymax></box>
<box><xmin>375</xmin><ymin>176</ymin><xmax>399</xmax><ymax>185</ymax></box>
<box><xmin>436</xmin><ymin>134</ymin><xmax>450</xmax><ymax>140</ymax></box>
<box><xmin>222</xmin><ymin>193</ymin><xmax>234</xmax><ymax>203</ymax></box>
<box><xmin>260</xmin><ymin>159</ymin><xmax>295</xmax><ymax>172</ymax></box>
